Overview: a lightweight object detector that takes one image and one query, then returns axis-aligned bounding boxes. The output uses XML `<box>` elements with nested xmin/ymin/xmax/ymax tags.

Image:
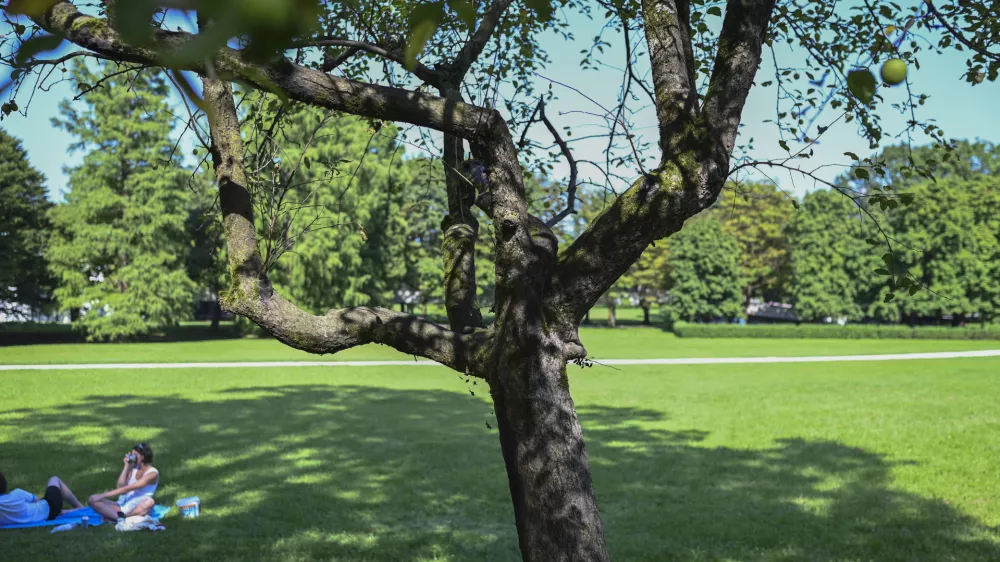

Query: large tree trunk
<box><xmin>210</xmin><ymin>297</ymin><xmax>222</xmax><ymax>331</ymax></box>
<box><xmin>488</xmin><ymin>348</ymin><xmax>609</xmax><ymax>562</ymax></box>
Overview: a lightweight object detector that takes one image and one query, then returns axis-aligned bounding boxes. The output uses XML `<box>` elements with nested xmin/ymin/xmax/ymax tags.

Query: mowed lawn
<box><xmin>1</xmin><ymin>335</ymin><xmax>999</xmax><ymax>560</ymax></box>
<box><xmin>4</xmin><ymin>326</ymin><xmax>1000</xmax><ymax>364</ymax></box>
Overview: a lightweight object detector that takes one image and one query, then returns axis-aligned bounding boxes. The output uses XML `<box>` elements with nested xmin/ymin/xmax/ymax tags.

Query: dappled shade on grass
<box><xmin>2</xmin><ymin>380</ymin><xmax>998</xmax><ymax>561</ymax></box>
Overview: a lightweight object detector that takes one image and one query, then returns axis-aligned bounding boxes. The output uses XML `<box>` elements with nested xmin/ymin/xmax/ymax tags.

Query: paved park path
<box><xmin>3</xmin><ymin>349</ymin><xmax>1000</xmax><ymax>370</ymax></box>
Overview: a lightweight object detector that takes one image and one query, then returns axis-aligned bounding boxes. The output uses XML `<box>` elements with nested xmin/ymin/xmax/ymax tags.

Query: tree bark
<box><xmin>488</xmin><ymin>337</ymin><xmax>609</xmax><ymax>561</ymax></box>
<box><xmin>210</xmin><ymin>298</ymin><xmax>222</xmax><ymax>331</ymax></box>
<box><xmin>642</xmin><ymin>305</ymin><xmax>651</xmax><ymax>325</ymax></box>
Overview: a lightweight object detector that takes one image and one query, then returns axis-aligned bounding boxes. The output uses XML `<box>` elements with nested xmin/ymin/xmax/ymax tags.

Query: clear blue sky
<box><xmin>1</xmin><ymin>6</ymin><xmax>997</xmax><ymax>201</ymax></box>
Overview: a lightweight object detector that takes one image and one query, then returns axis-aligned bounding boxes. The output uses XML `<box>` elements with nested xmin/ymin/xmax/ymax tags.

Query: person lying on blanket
<box><xmin>88</xmin><ymin>443</ymin><xmax>160</xmax><ymax>523</ymax></box>
<box><xmin>0</xmin><ymin>472</ymin><xmax>85</xmax><ymax>525</ymax></box>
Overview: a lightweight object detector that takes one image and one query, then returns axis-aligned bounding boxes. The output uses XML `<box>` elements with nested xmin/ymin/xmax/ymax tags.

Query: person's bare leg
<box><xmin>48</xmin><ymin>476</ymin><xmax>83</xmax><ymax>509</ymax></box>
<box><xmin>88</xmin><ymin>495</ymin><xmax>122</xmax><ymax>522</ymax></box>
<box><xmin>125</xmin><ymin>497</ymin><xmax>154</xmax><ymax>518</ymax></box>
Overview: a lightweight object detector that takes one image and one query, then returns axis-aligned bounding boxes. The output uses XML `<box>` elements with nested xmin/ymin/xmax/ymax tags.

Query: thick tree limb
<box><xmin>640</xmin><ymin>0</ymin><xmax>699</xmax><ymax>153</ymax></box>
<box><xmin>702</xmin><ymin>0</ymin><xmax>779</xmax><ymax>154</ymax></box>
<box><xmin>200</xmin><ymin>73</ymin><xmax>481</xmax><ymax>373</ymax></box>
<box><xmin>33</xmin><ymin>3</ymin><xmax>505</xmax><ymax>143</ymax></box>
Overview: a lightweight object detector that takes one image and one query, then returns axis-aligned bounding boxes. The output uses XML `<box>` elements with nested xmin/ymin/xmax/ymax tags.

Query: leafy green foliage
<box><xmin>785</xmin><ymin>189</ymin><xmax>879</xmax><ymax>322</ymax></box>
<box><xmin>397</xmin><ymin>157</ymin><xmax>447</xmax><ymax>311</ymax></box>
<box><xmin>842</xmin><ymin>140</ymin><xmax>1000</xmax><ymax>192</ymax></box>
<box><xmin>708</xmin><ymin>182</ymin><xmax>793</xmax><ymax>304</ymax></box>
<box><xmin>673</xmin><ymin>322</ymin><xmax>1000</xmax><ymax>340</ymax></box>
<box><xmin>888</xmin><ymin>177</ymin><xmax>1000</xmax><ymax>323</ymax></box>
<box><xmin>663</xmin><ymin>218</ymin><xmax>744</xmax><ymax>323</ymax></box>
<box><xmin>0</xmin><ymin>127</ymin><xmax>53</xmax><ymax>315</ymax></box>
<box><xmin>46</xmin><ymin>62</ymin><xmax>196</xmax><ymax>340</ymax></box>
<box><xmin>787</xmin><ymin>141</ymin><xmax>1000</xmax><ymax>324</ymax></box>
<box><xmin>184</xmin><ymin>167</ymin><xmax>228</xmax><ymax>314</ymax></box>
<box><xmin>244</xmin><ymin>98</ymin><xmax>410</xmax><ymax>312</ymax></box>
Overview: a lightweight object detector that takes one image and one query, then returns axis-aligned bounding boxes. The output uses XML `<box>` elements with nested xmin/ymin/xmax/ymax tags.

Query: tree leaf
<box><xmin>844</xmin><ymin>151</ymin><xmax>860</xmax><ymax>160</ymax></box>
<box><xmin>405</xmin><ymin>2</ymin><xmax>445</xmax><ymax>70</ymax></box>
<box><xmin>13</xmin><ymin>33</ymin><xmax>65</xmax><ymax>68</ymax></box>
<box><xmin>446</xmin><ymin>0</ymin><xmax>477</xmax><ymax>30</ymax></box>
<box><xmin>854</xmin><ymin>168</ymin><xmax>870</xmax><ymax>180</ymax></box>
<box><xmin>707</xmin><ymin>6</ymin><xmax>722</xmax><ymax>16</ymax></box>
<box><xmin>900</xmin><ymin>193</ymin><xmax>914</xmax><ymax>205</ymax></box>
<box><xmin>908</xmin><ymin>284</ymin><xmax>920</xmax><ymax>295</ymax></box>
<box><xmin>109</xmin><ymin>0</ymin><xmax>159</xmax><ymax>46</ymax></box>
<box><xmin>524</xmin><ymin>0</ymin><xmax>556</xmax><ymax>22</ymax></box>
<box><xmin>874</xmin><ymin>268</ymin><xmax>891</xmax><ymax>276</ymax></box>
<box><xmin>884</xmin><ymin>292</ymin><xmax>896</xmax><ymax>303</ymax></box>
<box><xmin>778</xmin><ymin>139</ymin><xmax>790</xmax><ymax>152</ymax></box>
<box><xmin>4</xmin><ymin>0</ymin><xmax>61</xmax><ymax>17</ymax></box>
<box><xmin>847</xmin><ymin>69</ymin><xmax>877</xmax><ymax>105</ymax></box>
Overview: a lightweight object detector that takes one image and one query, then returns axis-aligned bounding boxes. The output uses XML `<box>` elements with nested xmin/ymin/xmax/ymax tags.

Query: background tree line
<box><xmin>0</xmin><ymin>61</ymin><xmax>562</xmax><ymax>339</ymax></box>
<box><xmin>3</xmin><ymin>61</ymin><xmax>999</xmax><ymax>339</ymax></box>
<box><xmin>605</xmin><ymin>140</ymin><xmax>1000</xmax><ymax>326</ymax></box>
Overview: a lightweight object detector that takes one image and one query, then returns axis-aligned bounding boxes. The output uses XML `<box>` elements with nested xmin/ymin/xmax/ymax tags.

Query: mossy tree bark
<box><xmin>33</xmin><ymin>0</ymin><xmax>778</xmax><ymax>559</ymax></box>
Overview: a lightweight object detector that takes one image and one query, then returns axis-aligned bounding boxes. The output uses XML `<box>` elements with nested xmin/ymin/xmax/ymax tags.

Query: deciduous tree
<box><xmin>5</xmin><ymin>0</ymin><xmax>997</xmax><ymax>558</ymax></box>
<box><xmin>664</xmin><ymin>218</ymin><xmax>744</xmax><ymax>323</ymax></box>
<box><xmin>47</xmin><ymin>61</ymin><xmax>195</xmax><ymax>340</ymax></box>
<box><xmin>0</xmin><ymin>128</ymin><xmax>52</xmax><ymax>317</ymax></box>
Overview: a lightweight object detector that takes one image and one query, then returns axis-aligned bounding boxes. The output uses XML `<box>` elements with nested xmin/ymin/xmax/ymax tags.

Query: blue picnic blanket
<box><xmin>0</xmin><ymin>505</ymin><xmax>170</xmax><ymax>529</ymax></box>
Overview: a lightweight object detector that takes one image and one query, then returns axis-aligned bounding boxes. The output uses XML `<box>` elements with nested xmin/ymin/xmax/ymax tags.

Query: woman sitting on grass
<box><xmin>0</xmin><ymin>472</ymin><xmax>85</xmax><ymax>525</ymax></box>
<box><xmin>88</xmin><ymin>443</ymin><xmax>159</xmax><ymax>523</ymax></box>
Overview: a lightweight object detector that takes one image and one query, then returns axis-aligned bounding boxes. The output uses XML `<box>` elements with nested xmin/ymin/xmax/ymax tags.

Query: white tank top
<box><xmin>119</xmin><ymin>467</ymin><xmax>159</xmax><ymax>503</ymax></box>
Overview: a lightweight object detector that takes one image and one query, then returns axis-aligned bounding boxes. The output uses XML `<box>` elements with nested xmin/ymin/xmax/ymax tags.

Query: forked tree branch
<box><xmin>31</xmin><ymin>3</ymin><xmax>505</xmax><ymax>143</ymax></box>
<box><xmin>545</xmin><ymin>0</ymin><xmax>779</xmax><ymax>330</ymax></box>
<box><xmin>200</xmin><ymin>72</ymin><xmax>482</xmax><ymax>373</ymax></box>
<box><xmin>434</xmin><ymin>0</ymin><xmax>514</xmax><ymax>333</ymax></box>
<box><xmin>441</xmin><ymin>0</ymin><xmax>515</xmax><ymax>79</ymax></box>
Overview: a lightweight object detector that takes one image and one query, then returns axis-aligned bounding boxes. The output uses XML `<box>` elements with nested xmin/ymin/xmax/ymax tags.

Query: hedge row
<box><xmin>672</xmin><ymin>322</ymin><xmax>1000</xmax><ymax>340</ymax></box>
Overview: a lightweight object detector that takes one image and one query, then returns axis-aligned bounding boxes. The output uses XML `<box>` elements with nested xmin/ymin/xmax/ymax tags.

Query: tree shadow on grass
<box><xmin>1</xmin><ymin>384</ymin><xmax>997</xmax><ymax>561</ymax></box>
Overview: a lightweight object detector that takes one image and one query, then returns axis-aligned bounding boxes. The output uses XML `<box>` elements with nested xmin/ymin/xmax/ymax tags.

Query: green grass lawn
<box><xmin>1</xmin><ymin>341</ymin><xmax>999</xmax><ymax>561</ymax></box>
<box><xmin>3</xmin><ymin>325</ymin><xmax>1000</xmax><ymax>364</ymax></box>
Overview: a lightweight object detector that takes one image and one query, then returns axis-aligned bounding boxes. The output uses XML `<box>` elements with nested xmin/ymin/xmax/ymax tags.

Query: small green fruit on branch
<box><xmin>847</xmin><ymin>59</ymin><xmax>908</xmax><ymax>104</ymax></box>
<box><xmin>880</xmin><ymin>58</ymin><xmax>908</xmax><ymax>85</ymax></box>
